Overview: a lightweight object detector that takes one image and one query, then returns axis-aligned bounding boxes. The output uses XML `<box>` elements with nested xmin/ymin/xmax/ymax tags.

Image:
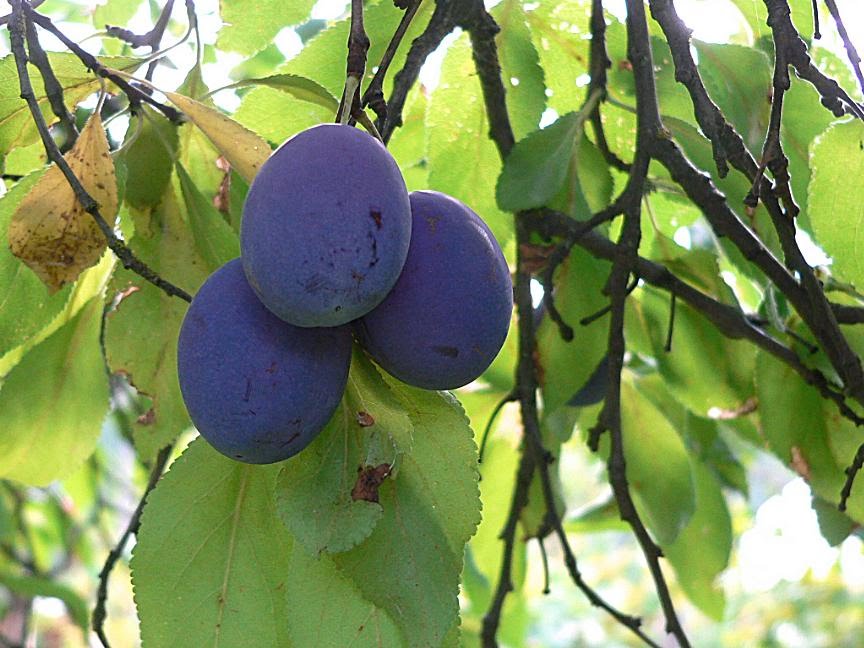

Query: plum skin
<box><xmin>355</xmin><ymin>190</ymin><xmax>513</xmax><ymax>390</ymax></box>
<box><xmin>240</xmin><ymin>123</ymin><xmax>412</xmax><ymax>328</ymax></box>
<box><xmin>177</xmin><ymin>259</ymin><xmax>351</xmax><ymax>464</ymax></box>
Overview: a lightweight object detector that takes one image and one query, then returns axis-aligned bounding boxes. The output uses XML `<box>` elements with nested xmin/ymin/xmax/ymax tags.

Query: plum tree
<box><xmin>355</xmin><ymin>190</ymin><xmax>512</xmax><ymax>390</ymax></box>
<box><xmin>240</xmin><ymin>123</ymin><xmax>412</xmax><ymax>327</ymax></box>
<box><xmin>176</xmin><ymin>258</ymin><xmax>352</xmax><ymax>464</ymax></box>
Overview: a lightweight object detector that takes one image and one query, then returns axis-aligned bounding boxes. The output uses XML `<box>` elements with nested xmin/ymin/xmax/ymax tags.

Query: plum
<box><xmin>177</xmin><ymin>259</ymin><xmax>351</xmax><ymax>464</ymax></box>
<box><xmin>240</xmin><ymin>124</ymin><xmax>411</xmax><ymax>327</ymax></box>
<box><xmin>355</xmin><ymin>191</ymin><xmax>512</xmax><ymax>390</ymax></box>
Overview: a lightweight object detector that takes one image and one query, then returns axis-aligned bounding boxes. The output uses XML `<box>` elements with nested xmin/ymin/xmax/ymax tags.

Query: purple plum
<box><xmin>355</xmin><ymin>191</ymin><xmax>513</xmax><ymax>390</ymax></box>
<box><xmin>177</xmin><ymin>259</ymin><xmax>351</xmax><ymax>464</ymax></box>
<box><xmin>241</xmin><ymin>124</ymin><xmax>411</xmax><ymax>327</ymax></box>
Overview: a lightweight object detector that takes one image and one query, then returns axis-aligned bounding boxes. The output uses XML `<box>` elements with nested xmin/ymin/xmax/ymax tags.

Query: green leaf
<box><xmin>286</xmin><ymin>549</ymin><xmax>402</xmax><ymax>647</ymax></box>
<box><xmin>565</xmin><ymin>498</ymin><xmax>629</xmax><ymax>534</ymax></box>
<box><xmin>329</xmin><ymin>379</ymin><xmax>481</xmax><ymax>647</ymax></box>
<box><xmin>178</xmin><ymin>123</ymin><xmax>224</xmax><ymax>201</ymax></box>
<box><xmin>616</xmin><ymin>379</ymin><xmax>696</xmax><ymax>545</ymax></box>
<box><xmin>0</xmin><ymin>53</ymin><xmax>141</xmax><ymax>155</ymax></box>
<box><xmin>282</xmin><ymin>1</ymin><xmax>433</xmax><ymax>99</ymax></box>
<box><xmin>175</xmin><ymin>162</ymin><xmax>240</xmax><ymax>271</ymax></box>
<box><xmin>498</xmin><ymin>110</ymin><xmax>613</xmax><ymax>217</ymax></box>
<box><xmin>218</xmin><ymin>74</ymin><xmax>339</xmax><ymax>112</ymax></box>
<box><xmin>233</xmin><ymin>86</ymin><xmax>333</xmax><ymax>144</ymax></box>
<box><xmin>0</xmin><ymin>170</ymin><xmax>73</xmax><ymax>357</ymax></box>
<box><xmin>812</xmin><ymin>494</ymin><xmax>859</xmax><ymax>546</ymax></box>
<box><xmin>132</xmin><ymin>439</ymin><xmax>293</xmax><ymax>648</ymax></box>
<box><xmin>118</xmin><ymin>107</ymin><xmax>179</xmax><ymax>211</ymax></box>
<box><xmin>104</xmin><ymin>185</ymin><xmax>209</xmax><ymax>458</ymax></box>
<box><xmin>275</xmin><ymin>350</ymin><xmax>412</xmax><ymax>555</ymax></box>
<box><xmin>388</xmin><ymin>87</ymin><xmax>429</xmax><ymax>192</ymax></box>
<box><xmin>810</xmin><ymin>119</ymin><xmax>864</xmax><ymax>290</ymax></box>
<box><xmin>0</xmin><ymin>570</ymin><xmax>89</xmax><ymax>631</ymax></box>
<box><xmin>217</xmin><ymin>0</ymin><xmax>315</xmax><ymax>55</ymax></box>
<box><xmin>497</xmin><ymin>111</ymin><xmax>583</xmax><ymax>212</ymax></box>
<box><xmin>428</xmin><ymin>37</ymin><xmax>511</xmax><ymax>248</ymax></box>
<box><xmin>525</xmin><ymin>1</ymin><xmax>591</xmax><ymax>114</ymax></box>
<box><xmin>694</xmin><ymin>41</ymin><xmax>772</xmax><ymax>153</ymax></box>
<box><xmin>627</xmin><ymin>285</ymin><xmax>756</xmax><ymax>417</ymax></box>
<box><xmin>493</xmin><ymin>0</ymin><xmax>547</xmax><ymax>139</ymax></box>
<box><xmin>0</xmin><ymin>297</ymin><xmax>108</xmax><ymax>486</ymax></box>
<box><xmin>755</xmin><ymin>350</ymin><xmax>864</xmax><ymax>523</ymax></box>
<box><xmin>780</xmin><ymin>77</ymin><xmax>835</xmax><ymax>222</ymax></box>
<box><xmin>537</xmin><ymin>247</ymin><xmax>612</xmax><ymax>414</ymax></box>
<box><xmin>663</xmin><ymin>461</ymin><xmax>732</xmax><ymax>620</ymax></box>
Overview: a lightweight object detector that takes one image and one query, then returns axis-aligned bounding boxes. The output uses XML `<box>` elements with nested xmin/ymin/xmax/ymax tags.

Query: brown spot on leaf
<box><xmin>351</xmin><ymin>464</ymin><xmax>391</xmax><ymax>503</ymax></box>
<box><xmin>214</xmin><ymin>156</ymin><xmax>232</xmax><ymax>214</ymax></box>
<box><xmin>357</xmin><ymin>411</ymin><xmax>375</xmax><ymax>427</ymax></box>
<box><xmin>790</xmin><ymin>446</ymin><xmax>811</xmax><ymax>481</ymax></box>
<box><xmin>137</xmin><ymin>408</ymin><xmax>156</xmax><ymax>425</ymax></box>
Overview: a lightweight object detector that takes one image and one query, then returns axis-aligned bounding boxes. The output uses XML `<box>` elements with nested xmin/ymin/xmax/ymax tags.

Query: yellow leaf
<box><xmin>8</xmin><ymin>113</ymin><xmax>117</xmax><ymax>292</ymax></box>
<box><xmin>165</xmin><ymin>92</ymin><xmax>271</xmax><ymax>183</ymax></box>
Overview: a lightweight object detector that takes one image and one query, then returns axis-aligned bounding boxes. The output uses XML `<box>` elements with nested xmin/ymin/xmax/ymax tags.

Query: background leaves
<box><xmin>2</xmin><ymin>1</ymin><xmax>864</xmax><ymax>646</ymax></box>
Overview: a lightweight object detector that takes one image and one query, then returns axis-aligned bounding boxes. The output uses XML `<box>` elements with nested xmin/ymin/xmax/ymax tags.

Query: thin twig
<box><xmin>593</xmin><ymin>2</ymin><xmax>690</xmax><ymax>644</ymax></box>
<box><xmin>764</xmin><ymin>0</ymin><xmax>864</xmax><ymax>120</ymax></box>
<box><xmin>480</xmin><ymin>450</ymin><xmax>536</xmax><ymax>647</ymax></box>
<box><xmin>24</xmin><ymin>6</ymin><xmax>184</xmax><ymax>123</ymax></box>
<box><xmin>0</xmin><ymin>0</ymin><xmax>42</xmax><ymax>25</ymax></box>
<box><xmin>24</xmin><ymin>14</ymin><xmax>78</xmax><ymax>148</ymax></box>
<box><xmin>579</xmin><ymin>276</ymin><xmax>639</xmax><ymax>327</ymax></box>
<box><xmin>381</xmin><ymin>0</ymin><xmax>459</xmax><ymax>142</ymax></box>
<box><xmin>361</xmin><ymin>0</ymin><xmax>424</xmax><ymax>127</ymax></box>
<box><xmin>466</xmin><ymin>2</ymin><xmax>663</xmax><ymax>645</ymax></box>
<box><xmin>8</xmin><ymin>2</ymin><xmax>192</xmax><ymax>303</ymax></box>
<box><xmin>337</xmin><ymin>0</ymin><xmax>369</xmax><ymax>123</ymax></box>
<box><xmin>812</xmin><ymin>0</ymin><xmax>821</xmax><ymax>39</ymax></box>
<box><xmin>104</xmin><ymin>0</ymin><xmax>176</xmax><ymax>81</ymax></box>
<box><xmin>478</xmin><ymin>390</ymin><xmax>517</xmax><ymax>463</ymax></box>
<box><xmin>841</xmin><ymin>441</ymin><xmax>864</xmax><ymax>511</ymax></box>
<box><xmin>822</xmin><ymin>0</ymin><xmax>864</xmax><ymax>97</ymax></box>
<box><xmin>540</xmin><ymin>203</ymin><xmax>623</xmax><ymax>341</ymax></box>
<box><xmin>587</xmin><ymin>0</ymin><xmax>630</xmax><ymax>172</ymax></box>
<box><xmin>92</xmin><ymin>445</ymin><xmax>173</xmax><ymax>648</ymax></box>
<box><xmin>664</xmin><ymin>293</ymin><xmax>676</xmax><ymax>352</ymax></box>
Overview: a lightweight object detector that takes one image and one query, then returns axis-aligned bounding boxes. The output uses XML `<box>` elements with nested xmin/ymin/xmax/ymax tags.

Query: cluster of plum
<box><xmin>177</xmin><ymin>124</ymin><xmax>512</xmax><ymax>464</ymax></box>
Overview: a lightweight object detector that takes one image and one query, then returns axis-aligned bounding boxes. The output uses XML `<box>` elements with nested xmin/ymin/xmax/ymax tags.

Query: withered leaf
<box><xmin>9</xmin><ymin>112</ymin><xmax>117</xmax><ymax>292</ymax></box>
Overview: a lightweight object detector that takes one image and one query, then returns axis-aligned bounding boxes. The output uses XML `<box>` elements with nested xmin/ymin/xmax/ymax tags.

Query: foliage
<box><xmin>1</xmin><ymin>0</ymin><xmax>864</xmax><ymax>647</ymax></box>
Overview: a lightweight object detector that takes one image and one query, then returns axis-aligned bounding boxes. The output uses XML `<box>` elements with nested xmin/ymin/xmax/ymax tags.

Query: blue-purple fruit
<box><xmin>177</xmin><ymin>259</ymin><xmax>351</xmax><ymax>464</ymax></box>
<box><xmin>240</xmin><ymin>124</ymin><xmax>411</xmax><ymax>327</ymax></box>
<box><xmin>355</xmin><ymin>191</ymin><xmax>512</xmax><ymax>390</ymax></box>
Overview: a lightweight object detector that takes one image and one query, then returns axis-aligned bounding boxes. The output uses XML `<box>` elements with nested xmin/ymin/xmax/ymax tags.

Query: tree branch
<box><xmin>8</xmin><ymin>2</ymin><xmax>192</xmax><ymax>303</ymax></box>
<box><xmin>361</xmin><ymin>0</ymin><xmax>423</xmax><ymax>127</ymax></box>
<box><xmin>765</xmin><ymin>0</ymin><xmax>864</xmax><ymax>120</ymax></box>
<box><xmin>464</xmin><ymin>2</ymin><xmax>665</xmax><ymax>646</ymax></box>
<box><xmin>823</xmin><ymin>0</ymin><xmax>864</xmax><ymax>97</ymax></box>
<box><xmin>381</xmin><ymin>0</ymin><xmax>461</xmax><ymax>142</ymax></box>
<box><xmin>92</xmin><ymin>445</ymin><xmax>173</xmax><ymax>648</ymax></box>
<box><xmin>24</xmin><ymin>5</ymin><xmax>184</xmax><ymax>123</ymax></box>
<box><xmin>23</xmin><ymin>14</ymin><xmax>78</xmax><ymax>149</ymax></box>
